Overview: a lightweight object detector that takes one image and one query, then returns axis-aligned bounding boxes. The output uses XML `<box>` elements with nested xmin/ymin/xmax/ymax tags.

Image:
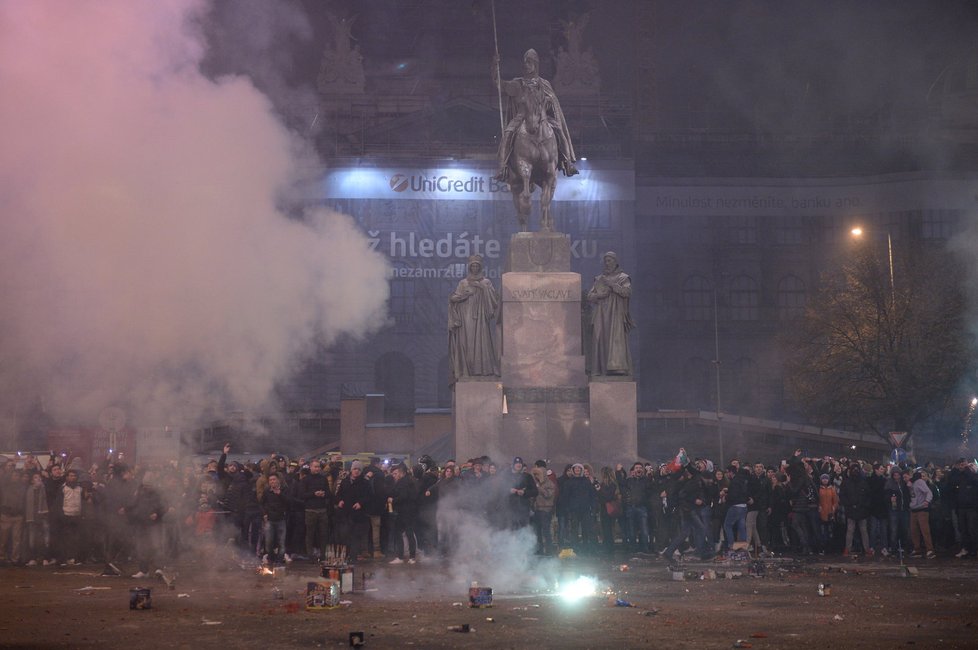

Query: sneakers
<box><xmin>131</xmin><ymin>571</ymin><xmax>148</xmax><ymax>578</ymax></box>
<box><xmin>43</xmin><ymin>559</ymin><xmax>56</xmax><ymax>566</ymax></box>
<box><xmin>407</xmin><ymin>558</ymin><xmax>416</xmax><ymax>565</ymax></box>
<box><xmin>880</xmin><ymin>548</ymin><xmax>890</xmax><ymax>557</ymax></box>
<box><xmin>865</xmin><ymin>548</ymin><xmax>875</xmax><ymax>558</ymax></box>
<box><xmin>389</xmin><ymin>557</ymin><xmax>404</xmax><ymax>565</ymax></box>
<box><xmin>925</xmin><ymin>551</ymin><xmax>937</xmax><ymax>559</ymax></box>
<box><xmin>26</xmin><ymin>560</ymin><xmax>37</xmax><ymax>567</ymax></box>
<box><xmin>909</xmin><ymin>552</ymin><xmax>922</xmax><ymax>559</ymax></box>
<box><xmin>955</xmin><ymin>548</ymin><xmax>970</xmax><ymax>558</ymax></box>
<box><xmin>66</xmin><ymin>558</ymin><xmax>78</xmax><ymax>566</ymax></box>
<box><xmin>283</xmin><ymin>553</ymin><xmax>293</xmax><ymax>563</ymax></box>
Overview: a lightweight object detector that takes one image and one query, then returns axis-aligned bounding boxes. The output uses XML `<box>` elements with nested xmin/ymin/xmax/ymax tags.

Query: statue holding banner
<box><xmin>492</xmin><ymin>48</ymin><xmax>578</xmax><ymax>232</ymax></box>
<box><xmin>449</xmin><ymin>255</ymin><xmax>500</xmax><ymax>384</ymax></box>
<box><xmin>586</xmin><ymin>251</ymin><xmax>634</xmax><ymax>376</ymax></box>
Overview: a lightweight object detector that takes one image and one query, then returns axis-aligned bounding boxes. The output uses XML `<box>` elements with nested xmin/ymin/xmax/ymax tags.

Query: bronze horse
<box><xmin>506</xmin><ymin>83</ymin><xmax>559</xmax><ymax>232</ymax></box>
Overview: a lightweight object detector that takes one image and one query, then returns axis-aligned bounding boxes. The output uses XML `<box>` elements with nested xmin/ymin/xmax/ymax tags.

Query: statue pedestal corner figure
<box><xmin>448</xmin><ymin>255</ymin><xmax>500</xmax><ymax>385</ymax></box>
<box><xmin>586</xmin><ymin>251</ymin><xmax>634</xmax><ymax>378</ymax></box>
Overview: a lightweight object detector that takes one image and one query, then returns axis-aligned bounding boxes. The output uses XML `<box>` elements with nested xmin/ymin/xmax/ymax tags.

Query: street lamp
<box><xmin>850</xmin><ymin>226</ymin><xmax>895</xmax><ymax>304</ymax></box>
<box><xmin>713</xmin><ymin>287</ymin><xmax>724</xmax><ymax>467</ymax></box>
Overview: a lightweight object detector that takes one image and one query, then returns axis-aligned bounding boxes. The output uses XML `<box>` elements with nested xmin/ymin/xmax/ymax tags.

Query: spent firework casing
<box><xmin>129</xmin><ymin>588</ymin><xmax>152</xmax><ymax>610</ymax></box>
<box><xmin>468</xmin><ymin>586</ymin><xmax>493</xmax><ymax>608</ymax></box>
<box><xmin>306</xmin><ymin>580</ymin><xmax>341</xmax><ymax>610</ymax></box>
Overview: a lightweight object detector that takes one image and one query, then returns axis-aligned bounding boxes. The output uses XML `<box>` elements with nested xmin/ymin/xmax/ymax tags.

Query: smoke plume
<box><xmin>0</xmin><ymin>1</ymin><xmax>389</xmax><ymax>429</ymax></box>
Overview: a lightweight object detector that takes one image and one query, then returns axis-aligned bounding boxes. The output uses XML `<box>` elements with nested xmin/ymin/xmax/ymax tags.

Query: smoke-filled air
<box><xmin>0</xmin><ymin>1</ymin><xmax>389</xmax><ymax>425</ymax></box>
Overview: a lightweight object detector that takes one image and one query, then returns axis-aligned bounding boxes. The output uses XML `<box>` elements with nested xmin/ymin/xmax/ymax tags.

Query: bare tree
<box><xmin>784</xmin><ymin>243</ymin><xmax>971</xmax><ymax>446</ymax></box>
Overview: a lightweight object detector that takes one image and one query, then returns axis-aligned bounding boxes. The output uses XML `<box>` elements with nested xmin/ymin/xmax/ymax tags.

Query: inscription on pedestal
<box><xmin>502</xmin><ymin>273</ymin><xmax>580</xmax><ymax>302</ymax></box>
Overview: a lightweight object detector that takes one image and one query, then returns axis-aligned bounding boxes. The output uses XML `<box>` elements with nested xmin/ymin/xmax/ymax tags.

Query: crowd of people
<box><xmin>1</xmin><ymin>446</ymin><xmax>977</xmax><ymax>578</ymax></box>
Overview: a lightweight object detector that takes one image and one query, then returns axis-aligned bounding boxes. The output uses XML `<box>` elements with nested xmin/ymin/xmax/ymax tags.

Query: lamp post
<box><xmin>850</xmin><ymin>226</ymin><xmax>895</xmax><ymax>304</ymax></box>
<box><xmin>713</xmin><ymin>287</ymin><xmax>724</xmax><ymax>467</ymax></box>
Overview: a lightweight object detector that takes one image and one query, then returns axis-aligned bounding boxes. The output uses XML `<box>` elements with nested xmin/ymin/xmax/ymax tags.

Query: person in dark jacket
<box><xmin>660</xmin><ymin>465</ymin><xmax>711</xmax><ymax>560</ymax></box>
<box><xmin>387</xmin><ymin>464</ymin><xmax>419</xmax><ymax>564</ymax></box>
<box><xmin>335</xmin><ymin>461</ymin><xmax>371</xmax><ymax>563</ymax></box>
<box><xmin>301</xmin><ymin>459</ymin><xmax>332</xmax><ymax>561</ymax></box>
<box><xmin>259</xmin><ymin>473</ymin><xmax>291</xmax><ymax>565</ymax></box>
<box><xmin>506</xmin><ymin>457</ymin><xmax>538</xmax><ymax>531</ymax></box>
<box><xmin>621</xmin><ymin>463</ymin><xmax>650</xmax><ymax>552</ymax></box>
<box><xmin>561</xmin><ymin>463</ymin><xmax>596</xmax><ymax>552</ymax></box>
<box><xmin>867</xmin><ymin>463</ymin><xmax>890</xmax><ymax>556</ymax></box>
<box><xmin>722</xmin><ymin>465</ymin><xmax>751</xmax><ymax>552</ymax></box>
<box><xmin>128</xmin><ymin>473</ymin><xmax>167</xmax><ymax>578</ymax></box>
<box><xmin>885</xmin><ymin>468</ymin><xmax>912</xmax><ymax>555</ymax></box>
<box><xmin>746</xmin><ymin>462</ymin><xmax>771</xmax><ymax>555</ymax></box>
<box><xmin>839</xmin><ymin>464</ymin><xmax>871</xmax><ymax>557</ymax></box>
<box><xmin>955</xmin><ymin>462</ymin><xmax>978</xmax><ymax>558</ymax></box>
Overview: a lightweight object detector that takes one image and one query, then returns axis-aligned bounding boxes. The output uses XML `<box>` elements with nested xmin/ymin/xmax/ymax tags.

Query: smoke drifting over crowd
<box><xmin>0</xmin><ymin>1</ymin><xmax>389</xmax><ymax>426</ymax></box>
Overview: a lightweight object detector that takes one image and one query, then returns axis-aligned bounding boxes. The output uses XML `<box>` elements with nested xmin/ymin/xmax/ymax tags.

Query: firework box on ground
<box><xmin>468</xmin><ymin>586</ymin><xmax>493</xmax><ymax>608</ymax></box>
<box><xmin>129</xmin><ymin>588</ymin><xmax>152</xmax><ymax>610</ymax></box>
<box><xmin>321</xmin><ymin>563</ymin><xmax>355</xmax><ymax>593</ymax></box>
<box><xmin>306</xmin><ymin>580</ymin><xmax>341</xmax><ymax>610</ymax></box>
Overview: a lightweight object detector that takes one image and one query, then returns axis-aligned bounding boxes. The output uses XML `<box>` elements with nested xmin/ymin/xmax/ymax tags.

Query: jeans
<box><xmin>263</xmin><ymin>518</ymin><xmax>287</xmax><ymax>561</ymax></box>
<box><xmin>845</xmin><ymin>518</ymin><xmax>869</xmax><ymax>553</ymax></box>
<box><xmin>664</xmin><ymin>509</ymin><xmax>709</xmax><ymax>559</ymax></box>
<box><xmin>888</xmin><ymin>510</ymin><xmax>910</xmax><ymax>553</ymax></box>
<box><xmin>533</xmin><ymin>509</ymin><xmax>553</xmax><ymax>553</ymax></box>
<box><xmin>869</xmin><ymin>515</ymin><xmax>888</xmax><ymax>552</ymax></box>
<box><xmin>723</xmin><ymin>505</ymin><xmax>748</xmax><ymax>550</ymax></box>
<box><xmin>624</xmin><ymin>505</ymin><xmax>649</xmax><ymax>550</ymax></box>
<box><xmin>0</xmin><ymin>514</ymin><xmax>24</xmax><ymax>562</ymax></box>
<box><xmin>391</xmin><ymin>514</ymin><xmax>417</xmax><ymax>560</ymax></box>
<box><xmin>304</xmin><ymin>509</ymin><xmax>330</xmax><ymax>558</ymax></box>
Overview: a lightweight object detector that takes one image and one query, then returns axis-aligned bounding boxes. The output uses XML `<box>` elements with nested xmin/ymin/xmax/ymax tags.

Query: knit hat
<box><xmin>820</xmin><ymin>473</ymin><xmax>830</xmax><ymax>482</ymax></box>
<box><xmin>350</xmin><ymin>460</ymin><xmax>362</xmax><ymax>471</ymax></box>
<box><xmin>513</xmin><ymin>456</ymin><xmax>524</xmax><ymax>467</ymax></box>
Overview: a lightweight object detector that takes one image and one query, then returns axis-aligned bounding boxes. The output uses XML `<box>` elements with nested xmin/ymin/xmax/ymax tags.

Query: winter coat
<box><xmin>909</xmin><ymin>478</ymin><xmax>933</xmax><ymax>512</ymax></box>
<box><xmin>818</xmin><ymin>485</ymin><xmax>839</xmax><ymax>522</ymax></box>
<box><xmin>839</xmin><ymin>472</ymin><xmax>871</xmax><ymax>520</ymax></box>
<box><xmin>531</xmin><ymin>467</ymin><xmax>556</xmax><ymax>511</ymax></box>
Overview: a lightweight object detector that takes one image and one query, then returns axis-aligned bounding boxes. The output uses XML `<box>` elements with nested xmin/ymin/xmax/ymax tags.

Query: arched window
<box><xmin>729</xmin><ymin>275</ymin><xmax>759</xmax><ymax>321</ymax></box>
<box><xmin>777</xmin><ymin>275</ymin><xmax>807</xmax><ymax>320</ymax></box>
<box><xmin>682</xmin><ymin>275</ymin><xmax>713</xmax><ymax>321</ymax></box>
<box><xmin>374</xmin><ymin>352</ymin><xmax>415</xmax><ymax>422</ymax></box>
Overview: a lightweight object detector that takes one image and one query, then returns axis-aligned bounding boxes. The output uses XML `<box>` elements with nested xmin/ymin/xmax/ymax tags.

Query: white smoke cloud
<box><xmin>0</xmin><ymin>1</ymin><xmax>389</xmax><ymax>427</ymax></box>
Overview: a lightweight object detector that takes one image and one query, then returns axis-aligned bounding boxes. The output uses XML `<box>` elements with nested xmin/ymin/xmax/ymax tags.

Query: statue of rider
<box><xmin>492</xmin><ymin>48</ymin><xmax>579</xmax><ymax>183</ymax></box>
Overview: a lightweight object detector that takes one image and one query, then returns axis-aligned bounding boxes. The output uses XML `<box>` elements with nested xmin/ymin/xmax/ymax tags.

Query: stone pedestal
<box><xmin>506</xmin><ymin>231</ymin><xmax>571</xmax><ymax>273</ymax></box>
<box><xmin>501</xmin><ymin>272</ymin><xmax>586</xmax><ymax>388</ymax></box>
<box><xmin>452</xmin><ymin>231</ymin><xmax>637</xmax><ymax>467</ymax></box>
<box><xmin>453</xmin><ymin>380</ymin><xmax>503</xmax><ymax>464</ymax></box>
<box><xmin>589</xmin><ymin>380</ymin><xmax>638</xmax><ymax>467</ymax></box>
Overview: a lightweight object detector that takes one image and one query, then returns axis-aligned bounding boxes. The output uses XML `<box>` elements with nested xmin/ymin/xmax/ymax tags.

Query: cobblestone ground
<box><xmin>1</xmin><ymin>550</ymin><xmax>977</xmax><ymax>649</ymax></box>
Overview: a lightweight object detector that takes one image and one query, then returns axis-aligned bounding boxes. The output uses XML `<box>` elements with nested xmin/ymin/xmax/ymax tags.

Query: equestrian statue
<box><xmin>492</xmin><ymin>48</ymin><xmax>578</xmax><ymax>232</ymax></box>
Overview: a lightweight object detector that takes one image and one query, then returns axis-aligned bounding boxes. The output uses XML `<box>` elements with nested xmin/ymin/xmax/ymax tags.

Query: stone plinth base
<box><xmin>588</xmin><ymin>380</ymin><xmax>638</xmax><ymax>467</ymax></box>
<box><xmin>453</xmin><ymin>380</ymin><xmax>502</xmax><ymax>464</ymax></box>
<box><xmin>501</xmin><ymin>387</ymin><xmax>590</xmax><ymax>467</ymax></box>
<box><xmin>507</xmin><ymin>232</ymin><xmax>571</xmax><ymax>273</ymax></box>
<box><xmin>501</xmin><ymin>272</ymin><xmax>586</xmax><ymax>388</ymax></box>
